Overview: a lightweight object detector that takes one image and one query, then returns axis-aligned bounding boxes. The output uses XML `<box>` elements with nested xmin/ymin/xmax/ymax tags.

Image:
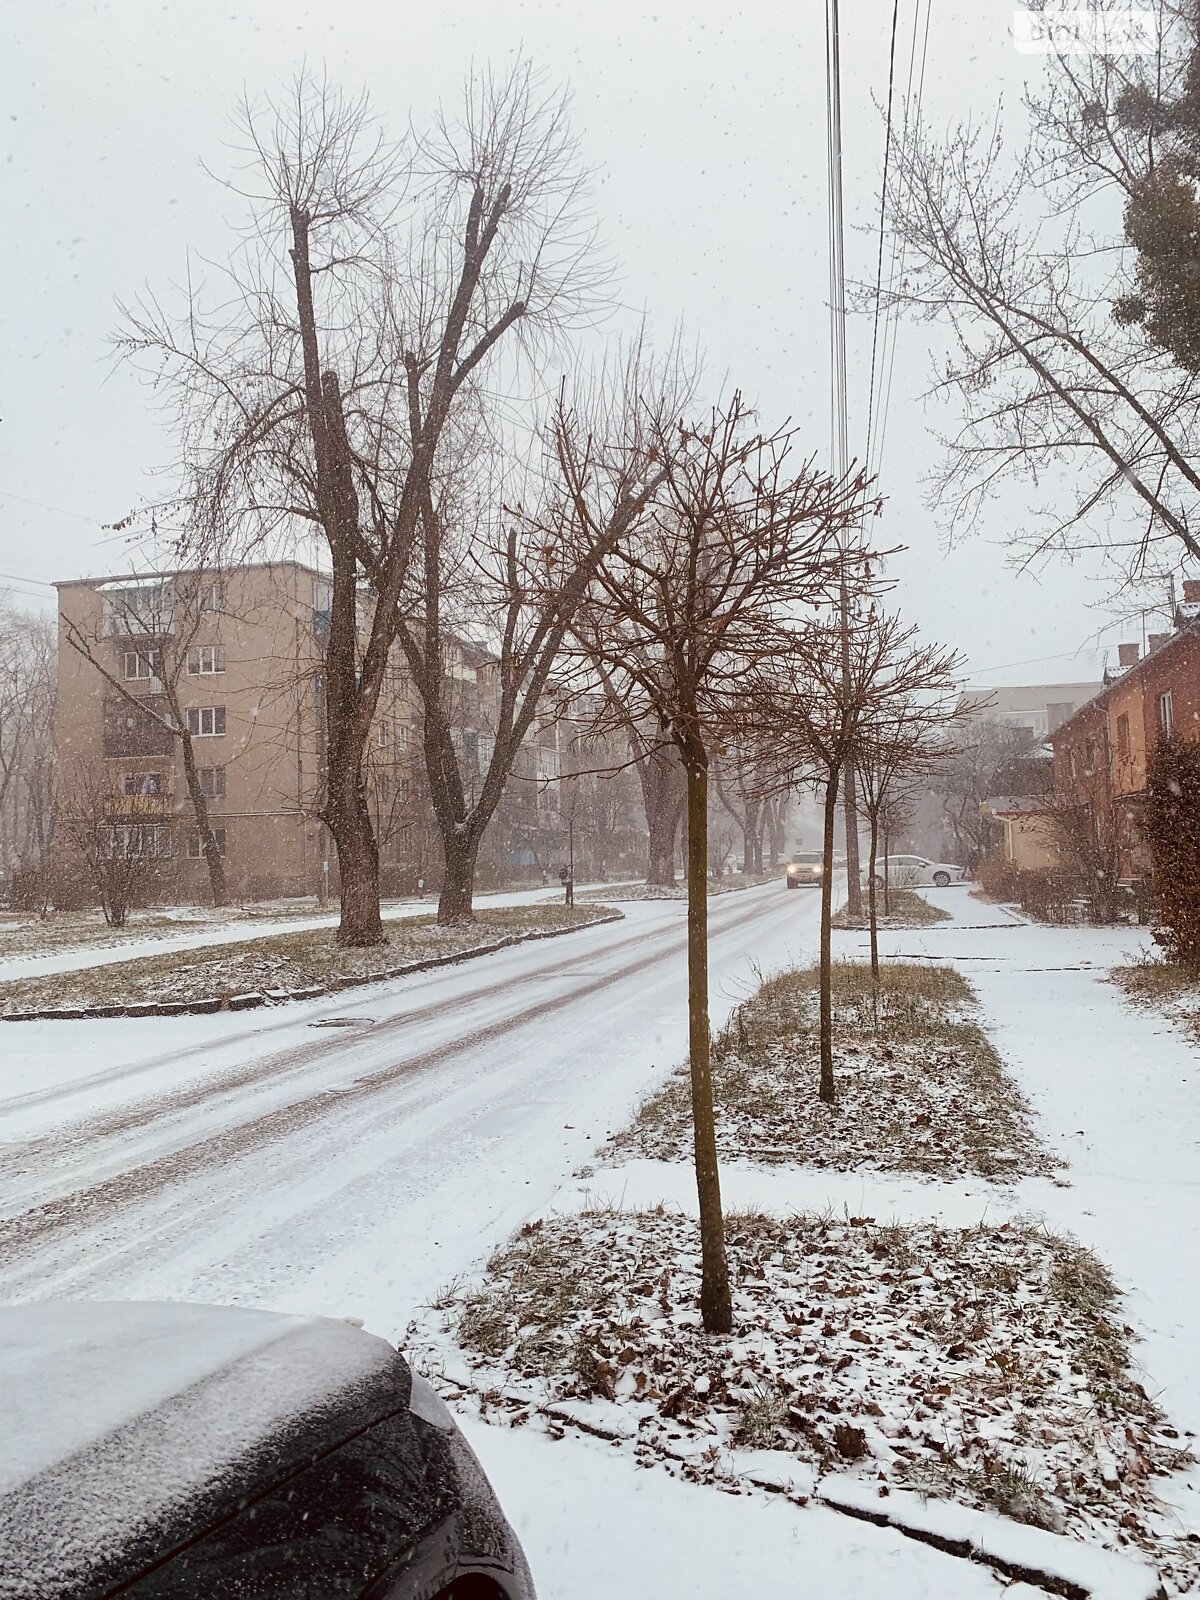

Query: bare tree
<box><xmin>0</xmin><ymin>602</ymin><xmax>56</xmax><ymax>896</ymax></box>
<box><xmin>395</xmin><ymin>347</ymin><xmax>676</xmax><ymax>924</ymax></box>
<box><xmin>933</xmin><ymin>714</ymin><xmax>1047</xmax><ymax>869</ymax></box>
<box><xmin>884</xmin><ymin>7</ymin><xmax>1200</xmax><ymax>587</ymax></box>
<box><xmin>713</xmin><ymin>744</ymin><xmax>787</xmax><ymax>875</ymax></box>
<box><xmin>856</xmin><ymin>665</ymin><xmax>964</xmax><ymax>1007</ymax></box>
<box><xmin>55</xmin><ymin>762</ymin><xmax>166</xmax><ymax>927</ymax></box>
<box><xmin>760</xmin><ymin>608</ymin><xmax>953</xmax><ymax>1102</ymax></box>
<box><xmin>567</xmin><ymin>391</ymin><xmax>859</xmax><ymax>1334</ymax></box>
<box><xmin>119</xmin><ymin>65</ymin><xmax>604</xmax><ymax>943</ymax></box>
<box><xmin>584</xmin><ymin>670</ymin><xmax>685</xmax><ymax>885</ymax></box>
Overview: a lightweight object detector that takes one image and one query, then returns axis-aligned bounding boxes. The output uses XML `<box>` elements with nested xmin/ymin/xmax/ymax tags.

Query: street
<box><xmin>0</xmin><ymin>883</ymin><xmax>817</xmax><ymax>1333</ymax></box>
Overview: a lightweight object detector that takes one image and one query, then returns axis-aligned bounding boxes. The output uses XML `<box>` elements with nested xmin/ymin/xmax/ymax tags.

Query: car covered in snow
<box><xmin>867</xmin><ymin>853</ymin><xmax>966</xmax><ymax>889</ymax></box>
<box><xmin>0</xmin><ymin>1301</ymin><xmax>535</xmax><ymax>1600</ymax></box>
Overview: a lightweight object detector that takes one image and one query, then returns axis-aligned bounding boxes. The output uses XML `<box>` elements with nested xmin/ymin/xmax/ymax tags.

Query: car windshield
<box><xmin>790</xmin><ymin>853</ymin><xmax>822</xmax><ymax>864</ymax></box>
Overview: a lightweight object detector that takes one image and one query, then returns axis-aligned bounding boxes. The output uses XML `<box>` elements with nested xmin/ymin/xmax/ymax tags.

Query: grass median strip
<box><xmin>604</xmin><ymin>959</ymin><xmax>1059</xmax><ymax>1179</ymax></box>
<box><xmin>0</xmin><ymin>903</ymin><xmax>618</xmax><ymax>1014</ymax></box>
<box><xmin>832</xmin><ymin>888</ymin><xmax>950</xmax><ymax>929</ymax></box>
<box><xmin>410</xmin><ymin>1207</ymin><xmax>1193</xmax><ymax>1587</ymax></box>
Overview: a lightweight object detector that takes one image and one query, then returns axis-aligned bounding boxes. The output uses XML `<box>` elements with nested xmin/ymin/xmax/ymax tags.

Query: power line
<box><xmin>0</xmin><ymin>571</ymin><xmax>55</xmax><ymax>591</ymax></box>
<box><xmin>864</xmin><ymin>0</ymin><xmax>902</xmax><ymax>482</ymax></box>
<box><xmin>870</xmin><ymin>0</ymin><xmax>933</xmax><ymax>488</ymax></box>
<box><xmin>0</xmin><ymin>487</ymin><xmax>105</xmax><ymax>525</ymax></box>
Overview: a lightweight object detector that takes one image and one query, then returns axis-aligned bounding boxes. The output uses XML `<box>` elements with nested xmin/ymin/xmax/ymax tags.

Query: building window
<box><xmin>1084</xmin><ymin>737</ymin><xmax>1097</xmax><ymax>774</ymax></box>
<box><xmin>1069</xmin><ymin>749</ymin><xmax>1078</xmax><ymax>780</ymax></box>
<box><xmin>122</xmin><ymin>649</ymin><xmax>161</xmax><ymax>681</ymax></box>
<box><xmin>395</xmin><ymin>721</ymin><xmax>410</xmax><ymax>751</ymax></box>
<box><xmin>199</xmin><ymin>581</ymin><xmax>224</xmax><ymax>613</ymax></box>
<box><xmin>121</xmin><ymin>771</ymin><xmax>165</xmax><ymax>798</ymax></box>
<box><xmin>103</xmin><ymin>823</ymin><xmax>172</xmax><ymax>859</ymax></box>
<box><xmin>1116</xmin><ymin>713</ymin><xmax>1130</xmax><ymax>759</ymax></box>
<box><xmin>186</xmin><ymin>706</ymin><xmax>226</xmax><ymax>737</ymax></box>
<box><xmin>1160</xmin><ymin>692</ymin><xmax>1175</xmax><ymax>737</ymax></box>
<box><xmin>377</xmin><ymin>771</ymin><xmax>390</xmax><ymax>800</ymax></box>
<box><xmin>186</xmin><ymin>645</ymin><xmax>224</xmax><ymax>675</ymax></box>
<box><xmin>198</xmin><ymin>765</ymin><xmax>226</xmax><ymax>799</ymax></box>
<box><xmin>187</xmin><ymin>827</ymin><xmax>226</xmax><ymax>859</ymax></box>
<box><xmin>376</xmin><ymin>721</ymin><xmax>389</xmax><ymax>748</ymax></box>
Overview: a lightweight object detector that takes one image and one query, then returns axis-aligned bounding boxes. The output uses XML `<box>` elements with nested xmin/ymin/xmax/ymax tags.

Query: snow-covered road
<box><xmin>0</xmin><ymin>882</ymin><xmax>821</xmax><ymax>1327</ymax></box>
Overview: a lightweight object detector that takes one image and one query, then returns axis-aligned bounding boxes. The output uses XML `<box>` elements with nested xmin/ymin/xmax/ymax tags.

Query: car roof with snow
<box><xmin>0</xmin><ymin>1301</ymin><xmax>416</xmax><ymax>1600</ymax></box>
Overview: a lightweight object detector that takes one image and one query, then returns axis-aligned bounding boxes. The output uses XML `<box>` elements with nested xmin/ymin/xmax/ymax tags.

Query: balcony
<box><xmin>103</xmin><ymin>697</ymin><xmax>175</xmax><ymax>759</ymax></box>
<box><xmin>107</xmin><ymin>791</ymin><xmax>173</xmax><ymax>819</ymax></box>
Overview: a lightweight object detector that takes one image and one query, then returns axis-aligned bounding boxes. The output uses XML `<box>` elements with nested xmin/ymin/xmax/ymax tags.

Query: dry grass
<box><xmin>0</xmin><ymin>903</ymin><xmax>615</xmax><ymax>1012</ymax></box>
<box><xmin>605</xmin><ymin>960</ymin><xmax>1059</xmax><ymax>1180</ymax></box>
<box><xmin>411</xmin><ymin>1208</ymin><xmax>1195</xmax><ymax>1585</ymax></box>
<box><xmin>832</xmin><ymin>888</ymin><xmax>950</xmax><ymax>929</ymax></box>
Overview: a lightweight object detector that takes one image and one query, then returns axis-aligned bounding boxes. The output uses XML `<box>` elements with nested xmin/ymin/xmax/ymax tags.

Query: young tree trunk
<box><xmin>819</xmin><ymin>771</ymin><xmax>840</xmax><ymax>1105</ymax></box>
<box><xmin>684</xmin><ymin>752</ymin><xmax>733</xmax><ymax>1334</ymax></box>
<box><xmin>842</xmin><ymin>758</ymin><xmax>863</xmax><ymax>918</ymax></box>
<box><xmin>178</xmin><ymin>729</ymin><xmax>230</xmax><ymax>907</ymax></box>
<box><xmin>326</xmin><ymin>759</ymin><xmax>383</xmax><ymax>946</ymax></box>
<box><xmin>867</xmin><ymin>809</ymin><xmax>880</xmax><ymax>1030</ymax></box>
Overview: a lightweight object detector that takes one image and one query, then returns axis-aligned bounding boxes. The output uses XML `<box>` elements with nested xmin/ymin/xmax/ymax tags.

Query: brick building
<box><xmin>1049</xmin><ymin>583</ymin><xmax>1200</xmax><ymax>883</ymax></box>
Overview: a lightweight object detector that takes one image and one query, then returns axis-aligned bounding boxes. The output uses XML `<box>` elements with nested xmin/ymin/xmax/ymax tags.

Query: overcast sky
<box><xmin>0</xmin><ymin>0</ymin><xmax>1162</xmax><ymax>687</ymax></box>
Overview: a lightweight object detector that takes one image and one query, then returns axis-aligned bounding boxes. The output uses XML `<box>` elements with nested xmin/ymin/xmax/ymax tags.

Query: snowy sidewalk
<box><xmin>0</xmin><ymin>879</ymin><xmax>638</xmax><ymax>984</ymax></box>
<box><xmin>847</xmin><ymin>890</ymin><xmax>1200</xmax><ymax>1442</ymax></box>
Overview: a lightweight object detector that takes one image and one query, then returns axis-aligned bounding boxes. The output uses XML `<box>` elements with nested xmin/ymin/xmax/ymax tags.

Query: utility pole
<box><xmin>825</xmin><ymin>0</ymin><xmax>863</xmax><ymax>914</ymax></box>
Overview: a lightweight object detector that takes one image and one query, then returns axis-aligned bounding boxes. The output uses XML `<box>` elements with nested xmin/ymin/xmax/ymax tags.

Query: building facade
<box><xmin>1049</xmin><ymin>591</ymin><xmax>1200</xmax><ymax>884</ymax></box>
<box><xmin>55</xmin><ymin>562</ymin><xmax>333</xmax><ymax>901</ymax></box>
<box><xmin>54</xmin><ymin>562</ymin><xmax>652</xmax><ymax>903</ymax></box>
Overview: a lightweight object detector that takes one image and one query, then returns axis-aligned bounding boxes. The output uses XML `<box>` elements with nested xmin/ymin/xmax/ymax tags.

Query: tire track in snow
<box><xmin>0</xmin><ymin>889</ymin><xmax>781</xmax><ymax>1272</ymax></box>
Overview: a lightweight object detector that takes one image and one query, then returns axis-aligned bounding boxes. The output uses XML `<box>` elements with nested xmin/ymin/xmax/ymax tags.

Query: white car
<box><xmin>867</xmin><ymin>854</ymin><xmax>966</xmax><ymax>889</ymax></box>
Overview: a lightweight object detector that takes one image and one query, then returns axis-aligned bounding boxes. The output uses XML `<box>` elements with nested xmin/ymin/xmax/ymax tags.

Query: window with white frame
<box><xmin>198</xmin><ymin>766</ymin><xmax>226</xmax><ymax>799</ymax></box>
<box><xmin>122</xmin><ymin>649</ymin><xmax>161</xmax><ymax>682</ymax></box>
<box><xmin>121</xmin><ymin>771</ymin><xmax>165</xmax><ymax>798</ymax></box>
<box><xmin>199</xmin><ymin>581</ymin><xmax>224</xmax><ymax>613</ymax></box>
<box><xmin>186</xmin><ymin>706</ymin><xmax>226</xmax><ymax>737</ymax></box>
<box><xmin>187</xmin><ymin>827</ymin><xmax>226</xmax><ymax>858</ymax></box>
<box><xmin>103</xmin><ymin>823</ymin><xmax>172</xmax><ymax>859</ymax></box>
<box><xmin>186</xmin><ymin>645</ymin><xmax>224</xmax><ymax>675</ymax></box>
<box><xmin>1160</xmin><ymin>692</ymin><xmax>1175</xmax><ymax>736</ymax></box>
<box><xmin>376</xmin><ymin>720</ymin><xmax>389</xmax><ymax>748</ymax></box>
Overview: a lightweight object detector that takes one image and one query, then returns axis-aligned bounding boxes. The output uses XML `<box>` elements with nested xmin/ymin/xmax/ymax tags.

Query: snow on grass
<box><xmin>0</xmin><ymin>904</ymin><xmax>617</xmax><ymax>1013</ymax></box>
<box><xmin>577</xmin><ymin>873</ymin><xmax>779</xmax><ymax>903</ymax></box>
<box><xmin>411</xmin><ymin>1207</ymin><xmax>1195</xmax><ymax>1592</ymax></box>
<box><xmin>832</xmin><ymin>889</ymin><xmax>951</xmax><ymax>929</ymax></box>
<box><xmin>1109</xmin><ymin>953</ymin><xmax>1200</xmax><ymax>1046</ymax></box>
<box><xmin>603</xmin><ymin>960</ymin><xmax>1059</xmax><ymax>1181</ymax></box>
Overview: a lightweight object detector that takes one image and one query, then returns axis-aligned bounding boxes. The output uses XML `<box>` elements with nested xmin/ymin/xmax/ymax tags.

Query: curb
<box><xmin>0</xmin><ymin>909</ymin><xmax>624</xmax><ymax>1023</ymax></box>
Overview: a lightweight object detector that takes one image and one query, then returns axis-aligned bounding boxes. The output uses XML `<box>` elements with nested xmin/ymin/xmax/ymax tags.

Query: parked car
<box><xmin>866</xmin><ymin>853</ymin><xmax>966</xmax><ymax>889</ymax></box>
<box><xmin>0</xmin><ymin>1300</ymin><xmax>535</xmax><ymax>1600</ymax></box>
<box><xmin>785</xmin><ymin>850</ymin><xmax>825</xmax><ymax>888</ymax></box>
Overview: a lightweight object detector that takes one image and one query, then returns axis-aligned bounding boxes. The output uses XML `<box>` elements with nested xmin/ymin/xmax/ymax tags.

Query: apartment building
<box><xmin>958</xmin><ymin>681</ymin><xmax>1102</xmax><ymax>740</ymax></box>
<box><xmin>56</xmin><ymin>561</ymin><xmax>339</xmax><ymax>901</ymax></box>
<box><xmin>55</xmin><ymin>561</ymin><xmax>649</xmax><ymax>902</ymax></box>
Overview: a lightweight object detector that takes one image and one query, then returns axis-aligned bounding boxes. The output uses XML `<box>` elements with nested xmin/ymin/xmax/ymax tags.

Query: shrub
<box><xmin>1145</xmin><ymin>735</ymin><xmax>1200</xmax><ymax>968</ymax></box>
<box><xmin>978</xmin><ymin>855</ymin><xmax>1082</xmax><ymax>922</ymax></box>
